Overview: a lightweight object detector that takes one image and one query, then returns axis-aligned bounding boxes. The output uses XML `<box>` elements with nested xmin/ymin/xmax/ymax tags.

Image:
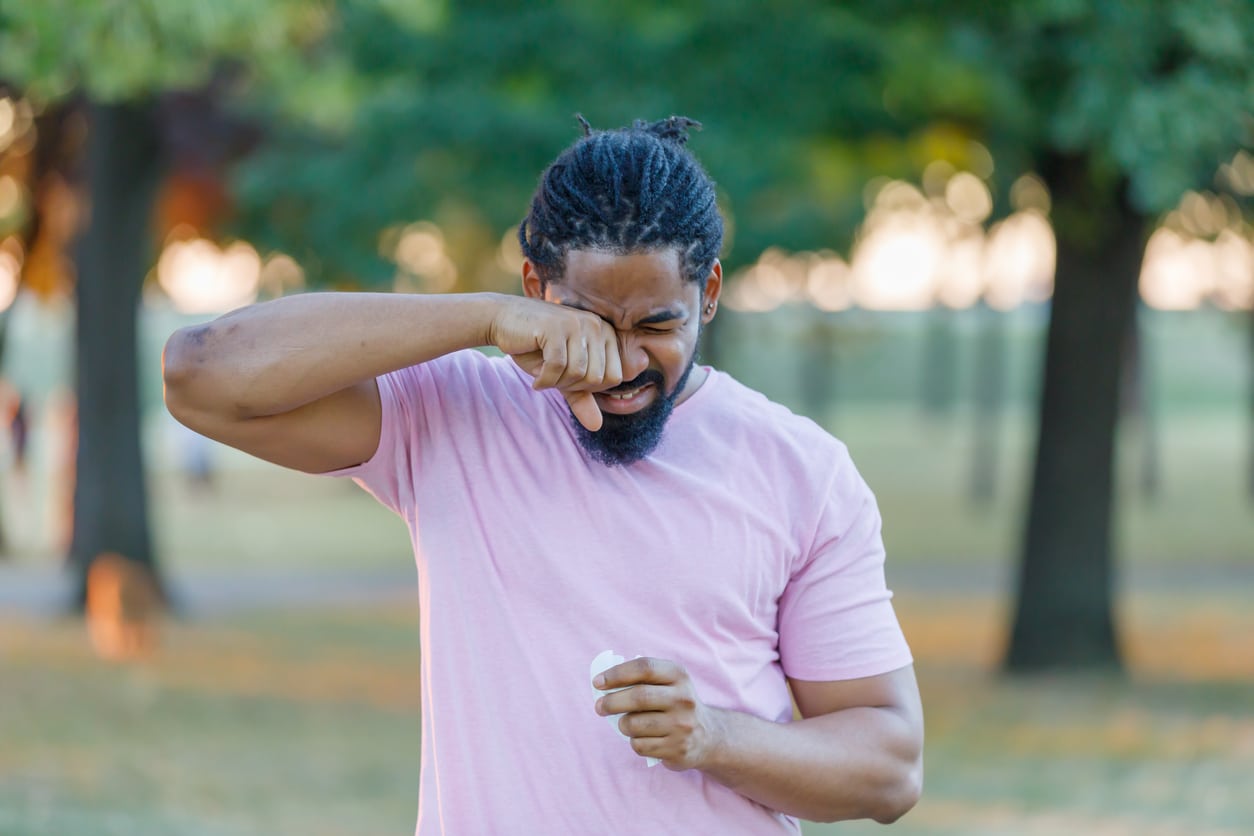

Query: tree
<box><xmin>0</xmin><ymin>0</ymin><xmax>350</xmax><ymax>607</ymax></box>
<box><xmin>889</xmin><ymin>1</ymin><xmax>1251</xmax><ymax>671</ymax></box>
<box><xmin>233</xmin><ymin>1</ymin><xmax>1254</xmax><ymax>675</ymax></box>
<box><xmin>995</xmin><ymin>2</ymin><xmax>1253</xmax><ymax>671</ymax></box>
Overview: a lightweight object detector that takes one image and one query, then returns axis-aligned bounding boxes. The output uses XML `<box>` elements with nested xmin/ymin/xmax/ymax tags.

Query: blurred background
<box><xmin>0</xmin><ymin>2</ymin><xmax>1251</xmax><ymax>834</ymax></box>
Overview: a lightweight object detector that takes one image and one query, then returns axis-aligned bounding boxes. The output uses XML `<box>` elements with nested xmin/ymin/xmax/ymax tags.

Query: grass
<box><xmin>3</xmin><ymin>591</ymin><xmax>1252</xmax><ymax>835</ymax></box>
<box><xmin>0</xmin><ymin>366</ymin><xmax>1250</xmax><ymax>832</ymax></box>
<box><xmin>0</xmin><ymin>608</ymin><xmax>423</xmax><ymax>836</ymax></box>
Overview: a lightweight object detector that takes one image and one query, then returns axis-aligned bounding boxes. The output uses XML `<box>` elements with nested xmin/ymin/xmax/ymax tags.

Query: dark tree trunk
<box><xmin>1005</xmin><ymin>158</ymin><xmax>1145</xmax><ymax>673</ymax></box>
<box><xmin>969</xmin><ymin>303</ymin><xmax>1006</xmax><ymax>505</ymax></box>
<box><xmin>67</xmin><ymin>100</ymin><xmax>167</xmax><ymax>609</ymax></box>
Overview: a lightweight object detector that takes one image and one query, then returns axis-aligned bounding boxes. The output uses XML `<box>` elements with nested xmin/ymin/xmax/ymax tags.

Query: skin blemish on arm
<box><xmin>184</xmin><ymin>325</ymin><xmax>211</xmax><ymax>347</ymax></box>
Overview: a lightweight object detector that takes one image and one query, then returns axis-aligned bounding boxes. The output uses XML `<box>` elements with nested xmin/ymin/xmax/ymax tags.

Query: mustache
<box><xmin>606</xmin><ymin>370</ymin><xmax>664</xmax><ymax>393</ymax></box>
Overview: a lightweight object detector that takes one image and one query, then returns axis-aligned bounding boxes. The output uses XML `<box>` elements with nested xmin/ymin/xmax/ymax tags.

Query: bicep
<box><xmin>169</xmin><ymin>378</ymin><xmax>383</xmax><ymax>474</ymax></box>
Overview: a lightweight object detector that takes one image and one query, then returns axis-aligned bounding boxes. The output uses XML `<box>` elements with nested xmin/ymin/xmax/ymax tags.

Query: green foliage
<box><xmin>230</xmin><ymin>1</ymin><xmax>918</xmax><ymax>286</ymax></box>
<box><xmin>0</xmin><ymin>0</ymin><xmax>328</xmax><ymax>103</ymax></box>
<box><xmin>1020</xmin><ymin>0</ymin><xmax>1254</xmax><ymax>212</ymax></box>
<box><xmin>2</xmin><ymin>0</ymin><xmax>1249</xmax><ymax>285</ymax></box>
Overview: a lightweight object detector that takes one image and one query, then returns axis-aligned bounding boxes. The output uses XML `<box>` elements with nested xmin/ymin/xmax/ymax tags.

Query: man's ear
<box><xmin>700</xmin><ymin>260</ymin><xmax>723</xmax><ymax>324</ymax></box>
<box><xmin>521</xmin><ymin>259</ymin><xmax>545</xmax><ymax>300</ymax></box>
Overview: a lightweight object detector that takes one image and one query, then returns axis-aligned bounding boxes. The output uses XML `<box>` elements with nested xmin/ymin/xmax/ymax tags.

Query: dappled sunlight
<box><xmin>1140</xmin><ymin>191</ymin><xmax>1254</xmax><ymax>311</ymax></box>
<box><xmin>725</xmin><ymin>167</ymin><xmax>1057</xmax><ymax>315</ymax></box>
<box><xmin>384</xmin><ymin>221</ymin><xmax>458</xmax><ymax>294</ymax></box>
<box><xmin>155</xmin><ymin>235</ymin><xmax>261</xmax><ymax>314</ymax></box>
<box><xmin>0</xmin><ymin>244</ymin><xmax>19</xmax><ymax>312</ymax></box>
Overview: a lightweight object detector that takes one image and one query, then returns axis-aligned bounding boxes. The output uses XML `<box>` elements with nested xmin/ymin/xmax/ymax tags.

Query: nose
<box><xmin>616</xmin><ymin>332</ymin><xmax>649</xmax><ymax>382</ymax></box>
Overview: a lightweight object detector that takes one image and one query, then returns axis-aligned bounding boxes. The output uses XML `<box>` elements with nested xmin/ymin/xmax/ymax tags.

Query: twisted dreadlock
<box><xmin>518</xmin><ymin>115</ymin><xmax>724</xmax><ymax>288</ymax></box>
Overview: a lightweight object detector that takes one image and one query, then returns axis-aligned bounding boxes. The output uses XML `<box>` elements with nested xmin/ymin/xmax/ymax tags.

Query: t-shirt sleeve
<box><xmin>321</xmin><ymin>362</ymin><xmax>429</xmax><ymax>519</ymax></box>
<box><xmin>777</xmin><ymin>456</ymin><xmax>913</xmax><ymax>682</ymax></box>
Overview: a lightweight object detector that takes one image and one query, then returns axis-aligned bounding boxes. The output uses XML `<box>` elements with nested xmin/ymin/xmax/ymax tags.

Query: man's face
<box><xmin>523</xmin><ymin>248</ymin><xmax>721</xmax><ymax>466</ymax></box>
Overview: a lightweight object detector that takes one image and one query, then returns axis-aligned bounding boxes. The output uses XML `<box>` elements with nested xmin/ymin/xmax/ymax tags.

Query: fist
<box><xmin>593</xmin><ymin>657</ymin><xmax>724</xmax><ymax>771</ymax></box>
<box><xmin>488</xmin><ymin>297</ymin><xmax>623</xmax><ymax>430</ymax></box>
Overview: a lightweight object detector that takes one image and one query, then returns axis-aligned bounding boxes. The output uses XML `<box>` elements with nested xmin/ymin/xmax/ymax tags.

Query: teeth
<box><xmin>605</xmin><ymin>387</ymin><xmax>641</xmax><ymax>400</ymax></box>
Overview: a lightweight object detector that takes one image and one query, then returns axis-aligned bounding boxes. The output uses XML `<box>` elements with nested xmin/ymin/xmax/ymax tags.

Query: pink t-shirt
<box><xmin>332</xmin><ymin>349</ymin><xmax>912</xmax><ymax>835</ymax></box>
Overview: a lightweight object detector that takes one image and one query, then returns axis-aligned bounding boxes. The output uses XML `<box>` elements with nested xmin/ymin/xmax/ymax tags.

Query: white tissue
<box><xmin>589</xmin><ymin>650</ymin><xmax>660</xmax><ymax>767</ymax></box>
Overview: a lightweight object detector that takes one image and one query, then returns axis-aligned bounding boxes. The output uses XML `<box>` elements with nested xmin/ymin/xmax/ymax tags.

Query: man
<box><xmin>163</xmin><ymin>116</ymin><xmax>923</xmax><ymax>834</ymax></box>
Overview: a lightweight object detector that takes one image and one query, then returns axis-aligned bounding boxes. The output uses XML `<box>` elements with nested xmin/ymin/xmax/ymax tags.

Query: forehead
<box><xmin>552</xmin><ymin>248</ymin><xmax>695</xmax><ymax>316</ymax></box>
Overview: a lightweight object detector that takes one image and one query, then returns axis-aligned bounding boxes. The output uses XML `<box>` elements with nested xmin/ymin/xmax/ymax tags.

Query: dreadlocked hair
<box><xmin>518</xmin><ymin>115</ymin><xmax>724</xmax><ymax>287</ymax></box>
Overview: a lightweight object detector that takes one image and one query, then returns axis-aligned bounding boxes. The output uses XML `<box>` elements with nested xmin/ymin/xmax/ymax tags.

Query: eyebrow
<box><xmin>563</xmin><ymin>303</ymin><xmax>686</xmax><ymax>328</ymax></box>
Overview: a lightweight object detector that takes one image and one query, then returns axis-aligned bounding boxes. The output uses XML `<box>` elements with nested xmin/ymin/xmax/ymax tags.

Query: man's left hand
<box><xmin>594</xmin><ymin>657</ymin><xmax>725</xmax><ymax>771</ymax></box>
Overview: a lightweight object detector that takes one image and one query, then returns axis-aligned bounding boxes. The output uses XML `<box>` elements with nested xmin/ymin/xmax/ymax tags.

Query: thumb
<box><xmin>564</xmin><ymin>390</ymin><xmax>603</xmax><ymax>432</ymax></box>
<box><xmin>510</xmin><ymin>350</ymin><xmax>545</xmax><ymax>379</ymax></box>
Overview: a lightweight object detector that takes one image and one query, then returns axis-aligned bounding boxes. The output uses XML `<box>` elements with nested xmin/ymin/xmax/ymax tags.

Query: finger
<box><xmin>629</xmin><ymin>736</ymin><xmax>669</xmax><ymax>762</ymax></box>
<box><xmin>601</xmin><ymin>334</ymin><xmax>623</xmax><ymax>390</ymax></box>
<box><xmin>594</xmin><ymin>657</ymin><xmax>683</xmax><ymax>690</ymax></box>
<box><xmin>564</xmin><ymin>390</ymin><xmax>602</xmax><ymax>432</ymax></box>
<box><xmin>533</xmin><ymin>339</ymin><xmax>568</xmax><ymax>389</ymax></box>
<box><xmin>555</xmin><ymin>335</ymin><xmax>590</xmax><ymax>389</ymax></box>
<box><xmin>596</xmin><ymin>684</ymin><xmax>677</xmax><ymax>716</ymax></box>
<box><xmin>581</xmin><ymin>335</ymin><xmax>606</xmax><ymax>388</ymax></box>
<box><xmin>619</xmin><ymin>711</ymin><xmax>670</xmax><ymax>739</ymax></box>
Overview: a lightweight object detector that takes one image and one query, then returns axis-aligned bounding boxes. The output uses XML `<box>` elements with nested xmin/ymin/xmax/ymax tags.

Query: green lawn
<box><xmin>1</xmin><ymin>368</ymin><xmax>1250</xmax><ymax>833</ymax></box>
<box><xmin>3</xmin><ymin>591</ymin><xmax>1252</xmax><ymax>835</ymax></box>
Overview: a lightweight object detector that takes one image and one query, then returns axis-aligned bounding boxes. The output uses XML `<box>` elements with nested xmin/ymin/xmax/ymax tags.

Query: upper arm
<box><xmin>789</xmin><ymin>665</ymin><xmax>924</xmax><ymax>744</ymax></box>
<box><xmin>165</xmin><ymin>377</ymin><xmax>384</xmax><ymax>475</ymax></box>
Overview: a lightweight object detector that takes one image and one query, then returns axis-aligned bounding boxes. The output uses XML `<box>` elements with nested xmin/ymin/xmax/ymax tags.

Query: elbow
<box><xmin>805</xmin><ymin>757</ymin><xmax>922</xmax><ymax>825</ymax></box>
<box><xmin>162</xmin><ymin>325</ymin><xmax>213</xmax><ymax>422</ymax></box>
<box><xmin>870</xmin><ymin>756</ymin><xmax>923</xmax><ymax>824</ymax></box>
<box><xmin>162</xmin><ymin>330</ymin><xmax>192</xmax><ymax>408</ymax></box>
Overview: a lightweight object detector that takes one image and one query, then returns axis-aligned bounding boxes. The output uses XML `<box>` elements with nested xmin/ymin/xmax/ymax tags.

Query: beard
<box><xmin>570</xmin><ymin>344</ymin><xmax>700</xmax><ymax>468</ymax></box>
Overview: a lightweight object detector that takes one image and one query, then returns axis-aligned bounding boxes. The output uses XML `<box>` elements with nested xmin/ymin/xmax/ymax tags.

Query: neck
<box><xmin>674</xmin><ymin>364</ymin><xmax>709</xmax><ymax>406</ymax></box>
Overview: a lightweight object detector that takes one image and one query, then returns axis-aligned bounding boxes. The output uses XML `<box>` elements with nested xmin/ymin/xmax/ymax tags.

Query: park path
<box><xmin>2</xmin><ymin>558</ymin><xmax>1250</xmax><ymax>619</ymax></box>
<box><xmin>0</xmin><ymin>561</ymin><xmax>417</xmax><ymax>617</ymax></box>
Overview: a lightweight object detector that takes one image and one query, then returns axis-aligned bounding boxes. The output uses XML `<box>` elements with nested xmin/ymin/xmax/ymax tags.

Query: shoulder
<box><xmin>698</xmin><ymin>370</ymin><xmax>856</xmax><ymax>478</ymax></box>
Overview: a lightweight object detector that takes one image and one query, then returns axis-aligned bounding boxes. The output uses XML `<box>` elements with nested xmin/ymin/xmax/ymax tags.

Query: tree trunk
<box><xmin>1004</xmin><ymin>160</ymin><xmax>1144</xmax><ymax>673</ymax></box>
<box><xmin>67</xmin><ymin>100</ymin><xmax>166</xmax><ymax>609</ymax></box>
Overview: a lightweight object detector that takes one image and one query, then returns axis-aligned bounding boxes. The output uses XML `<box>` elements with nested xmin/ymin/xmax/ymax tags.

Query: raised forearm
<box><xmin>163</xmin><ymin>291</ymin><xmax>503</xmax><ymax>419</ymax></box>
<box><xmin>701</xmin><ymin>705</ymin><xmax>922</xmax><ymax>824</ymax></box>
